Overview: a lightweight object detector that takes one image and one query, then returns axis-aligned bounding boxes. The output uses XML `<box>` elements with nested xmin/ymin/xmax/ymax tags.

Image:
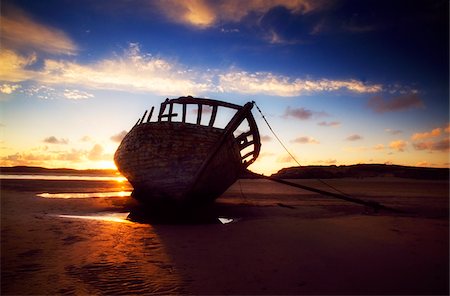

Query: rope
<box><xmin>252</xmin><ymin>101</ymin><xmax>301</xmax><ymax>166</ymax></box>
<box><xmin>252</xmin><ymin>101</ymin><xmax>351</xmax><ymax>197</ymax></box>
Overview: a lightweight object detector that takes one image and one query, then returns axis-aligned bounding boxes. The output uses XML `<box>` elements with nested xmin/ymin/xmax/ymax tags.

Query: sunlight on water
<box><xmin>0</xmin><ymin>174</ymin><xmax>127</xmax><ymax>182</ymax></box>
<box><xmin>37</xmin><ymin>191</ymin><xmax>132</xmax><ymax>199</ymax></box>
<box><xmin>57</xmin><ymin>212</ymin><xmax>132</xmax><ymax>223</ymax></box>
<box><xmin>218</xmin><ymin>217</ymin><xmax>234</xmax><ymax>224</ymax></box>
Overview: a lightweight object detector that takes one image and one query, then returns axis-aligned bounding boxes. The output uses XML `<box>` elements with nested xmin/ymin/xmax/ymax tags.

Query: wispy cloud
<box><xmin>1</xmin><ymin>6</ymin><xmax>77</xmax><ymax>55</ymax></box>
<box><xmin>318</xmin><ymin>121</ymin><xmax>340</xmax><ymax>127</ymax></box>
<box><xmin>373</xmin><ymin>144</ymin><xmax>385</xmax><ymax>150</ymax></box>
<box><xmin>63</xmin><ymin>89</ymin><xmax>94</xmax><ymax>100</ymax></box>
<box><xmin>260</xmin><ymin>135</ymin><xmax>273</xmax><ymax>142</ymax></box>
<box><xmin>283</xmin><ymin>107</ymin><xmax>313</xmax><ymax>120</ymax></box>
<box><xmin>291</xmin><ymin>136</ymin><xmax>319</xmax><ymax>144</ymax></box>
<box><xmin>43</xmin><ymin>136</ymin><xmax>69</xmax><ymax>145</ymax></box>
<box><xmin>367</xmin><ymin>93</ymin><xmax>424</xmax><ymax>113</ymax></box>
<box><xmin>2</xmin><ymin>44</ymin><xmax>385</xmax><ymax>97</ymax></box>
<box><xmin>219</xmin><ymin>71</ymin><xmax>382</xmax><ymax>96</ymax></box>
<box><xmin>345</xmin><ymin>134</ymin><xmax>363</xmax><ymax>141</ymax></box>
<box><xmin>385</xmin><ymin>128</ymin><xmax>403</xmax><ymax>135</ymax></box>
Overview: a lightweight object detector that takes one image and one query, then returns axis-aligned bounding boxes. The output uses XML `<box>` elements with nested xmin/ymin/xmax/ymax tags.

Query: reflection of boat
<box><xmin>114</xmin><ymin>96</ymin><xmax>261</xmax><ymax>205</ymax></box>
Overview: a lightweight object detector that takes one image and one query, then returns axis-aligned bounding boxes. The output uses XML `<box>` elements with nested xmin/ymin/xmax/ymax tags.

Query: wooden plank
<box><xmin>208</xmin><ymin>105</ymin><xmax>218</xmax><ymax>127</ymax></box>
<box><xmin>196</xmin><ymin>104</ymin><xmax>202</xmax><ymax>125</ymax></box>
<box><xmin>182</xmin><ymin>103</ymin><xmax>187</xmax><ymax>123</ymax></box>
<box><xmin>139</xmin><ymin>110</ymin><xmax>148</xmax><ymax>124</ymax></box>
<box><xmin>147</xmin><ymin>106</ymin><xmax>154</xmax><ymax>123</ymax></box>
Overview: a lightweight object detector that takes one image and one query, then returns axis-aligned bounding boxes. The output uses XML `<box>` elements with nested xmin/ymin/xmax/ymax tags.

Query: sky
<box><xmin>0</xmin><ymin>0</ymin><xmax>449</xmax><ymax>175</ymax></box>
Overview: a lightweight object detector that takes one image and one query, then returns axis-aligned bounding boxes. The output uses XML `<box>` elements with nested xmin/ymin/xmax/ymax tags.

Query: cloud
<box><xmin>276</xmin><ymin>154</ymin><xmax>296</xmax><ymax>163</ymax></box>
<box><xmin>2</xmin><ymin>43</ymin><xmax>384</xmax><ymax>97</ymax></box>
<box><xmin>373</xmin><ymin>144</ymin><xmax>385</xmax><ymax>151</ymax></box>
<box><xmin>0</xmin><ymin>83</ymin><xmax>20</xmax><ymax>94</ymax></box>
<box><xmin>389</xmin><ymin>140</ymin><xmax>407</xmax><ymax>152</ymax></box>
<box><xmin>345</xmin><ymin>134</ymin><xmax>363</xmax><ymax>141</ymax></box>
<box><xmin>385</xmin><ymin>128</ymin><xmax>403</xmax><ymax>135</ymax></box>
<box><xmin>1</xmin><ymin>6</ymin><xmax>77</xmax><ymax>55</ymax></box>
<box><xmin>63</xmin><ymin>89</ymin><xmax>94</xmax><ymax>100</ymax></box>
<box><xmin>0</xmin><ymin>49</ymin><xmax>37</xmax><ymax>82</ymax></box>
<box><xmin>88</xmin><ymin>144</ymin><xmax>110</xmax><ymax>161</ymax></box>
<box><xmin>43</xmin><ymin>136</ymin><xmax>69</xmax><ymax>144</ymax></box>
<box><xmin>219</xmin><ymin>71</ymin><xmax>382</xmax><ymax>96</ymax></box>
<box><xmin>367</xmin><ymin>93</ymin><xmax>424</xmax><ymax>113</ymax></box>
<box><xmin>291</xmin><ymin>136</ymin><xmax>319</xmax><ymax>144</ymax></box>
<box><xmin>318</xmin><ymin>121</ymin><xmax>340</xmax><ymax>127</ymax></box>
<box><xmin>153</xmin><ymin>0</ymin><xmax>322</xmax><ymax>28</ymax></box>
<box><xmin>110</xmin><ymin>130</ymin><xmax>128</xmax><ymax>143</ymax></box>
<box><xmin>80</xmin><ymin>136</ymin><xmax>92</xmax><ymax>142</ymax></box>
<box><xmin>260</xmin><ymin>135</ymin><xmax>272</xmax><ymax>142</ymax></box>
<box><xmin>412</xmin><ymin>138</ymin><xmax>449</xmax><ymax>152</ymax></box>
<box><xmin>26</xmin><ymin>43</ymin><xmax>212</xmax><ymax>96</ymax></box>
<box><xmin>411</xmin><ymin>127</ymin><xmax>441</xmax><ymax>140</ymax></box>
<box><xmin>284</xmin><ymin>107</ymin><xmax>313</xmax><ymax>120</ymax></box>
<box><xmin>56</xmin><ymin>149</ymin><xmax>84</xmax><ymax>162</ymax></box>
<box><xmin>1</xmin><ymin>152</ymin><xmax>54</xmax><ymax>166</ymax></box>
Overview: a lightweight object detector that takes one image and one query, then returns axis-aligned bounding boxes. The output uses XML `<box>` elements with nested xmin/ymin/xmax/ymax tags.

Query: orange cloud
<box><xmin>1</xmin><ymin>6</ymin><xmax>77</xmax><ymax>55</ymax></box>
<box><xmin>412</xmin><ymin>128</ymin><xmax>441</xmax><ymax>140</ymax></box>
<box><xmin>0</xmin><ymin>83</ymin><xmax>20</xmax><ymax>95</ymax></box>
<box><xmin>0</xmin><ymin>49</ymin><xmax>37</xmax><ymax>82</ymax></box>
<box><xmin>154</xmin><ymin>0</ymin><xmax>323</xmax><ymax>28</ymax></box>
<box><xmin>412</xmin><ymin>138</ymin><xmax>449</xmax><ymax>152</ymax></box>
<box><xmin>389</xmin><ymin>140</ymin><xmax>407</xmax><ymax>152</ymax></box>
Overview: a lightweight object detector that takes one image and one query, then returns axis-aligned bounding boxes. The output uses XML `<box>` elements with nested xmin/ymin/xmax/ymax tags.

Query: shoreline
<box><xmin>1</xmin><ymin>178</ymin><xmax>449</xmax><ymax>295</ymax></box>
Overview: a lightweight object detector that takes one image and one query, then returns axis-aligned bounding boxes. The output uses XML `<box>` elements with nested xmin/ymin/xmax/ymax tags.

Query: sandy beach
<box><xmin>1</xmin><ymin>177</ymin><xmax>448</xmax><ymax>295</ymax></box>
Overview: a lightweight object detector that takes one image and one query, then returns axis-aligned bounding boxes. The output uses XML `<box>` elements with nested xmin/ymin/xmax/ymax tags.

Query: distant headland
<box><xmin>271</xmin><ymin>164</ymin><xmax>449</xmax><ymax>180</ymax></box>
<box><xmin>1</xmin><ymin>164</ymin><xmax>449</xmax><ymax>180</ymax></box>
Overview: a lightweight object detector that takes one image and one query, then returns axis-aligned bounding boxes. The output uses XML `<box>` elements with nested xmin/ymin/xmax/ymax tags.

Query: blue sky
<box><xmin>0</xmin><ymin>0</ymin><xmax>448</xmax><ymax>173</ymax></box>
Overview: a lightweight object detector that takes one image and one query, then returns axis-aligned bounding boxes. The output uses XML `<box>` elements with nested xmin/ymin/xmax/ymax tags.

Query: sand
<box><xmin>1</xmin><ymin>177</ymin><xmax>448</xmax><ymax>295</ymax></box>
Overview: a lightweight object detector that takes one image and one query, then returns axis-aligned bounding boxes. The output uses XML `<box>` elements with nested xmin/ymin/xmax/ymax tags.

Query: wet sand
<box><xmin>1</xmin><ymin>177</ymin><xmax>449</xmax><ymax>295</ymax></box>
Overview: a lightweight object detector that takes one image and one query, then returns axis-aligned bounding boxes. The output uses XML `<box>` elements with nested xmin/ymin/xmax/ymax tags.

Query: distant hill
<box><xmin>271</xmin><ymin>164</ymin><xmax>449</xmax><ymax>180</ymax></box>
<box><xmin>0</xmin><ymin>166</ymin><xmax>118</xmax><ymax>176</ymax></box>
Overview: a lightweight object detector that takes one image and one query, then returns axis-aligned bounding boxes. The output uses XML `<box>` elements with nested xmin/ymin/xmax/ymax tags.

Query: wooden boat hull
<box><xmin>114</xmin><ymin>96</ymin><xmax>260</xmax><ymax>206</ymax></box>
<box><xmin>115</xmin><ymin>122</ymin><xmax>242</xmax><ymax>204</ymax></box>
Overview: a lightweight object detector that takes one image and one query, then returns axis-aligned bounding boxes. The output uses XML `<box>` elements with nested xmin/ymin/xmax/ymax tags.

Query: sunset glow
<box><xmin>0</xmin><ymin>0</ymin><xmax>448</xmax><ymax>175</ymax></box>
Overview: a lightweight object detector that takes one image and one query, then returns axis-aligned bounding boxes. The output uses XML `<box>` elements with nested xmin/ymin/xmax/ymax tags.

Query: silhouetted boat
<box><xmin>114</xmin><ymin>96</ymin><xmax>261</xmax><ymax>205</ymax></box>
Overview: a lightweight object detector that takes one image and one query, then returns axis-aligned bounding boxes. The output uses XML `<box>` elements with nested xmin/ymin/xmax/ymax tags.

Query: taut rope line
<box><xmin>252</xmin><ymin>101</ymin><xmax>354</xmax><ymax>198</ymax></box>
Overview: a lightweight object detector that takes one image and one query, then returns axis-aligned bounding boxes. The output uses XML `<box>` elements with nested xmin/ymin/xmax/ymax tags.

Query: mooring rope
<box><xmin>252</xmin><ymin>101</ymin><xmax>351</xmax><ymax>197</ymax></box>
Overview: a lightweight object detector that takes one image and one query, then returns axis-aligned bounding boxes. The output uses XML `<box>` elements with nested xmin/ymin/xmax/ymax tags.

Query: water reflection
<box><xmin>37</xmin><ymin>191</ymin><xmax>132</xmax><ymax>199</ymax></box>
<box><xmin>0</xmin><ymin>174</ymin><xmax>127</xmax><ymax>182</ymax></box>
<box><xmin>57</xmin><ymin>212</ymin><xmax>132</xmax><ymax>223</ymax></box>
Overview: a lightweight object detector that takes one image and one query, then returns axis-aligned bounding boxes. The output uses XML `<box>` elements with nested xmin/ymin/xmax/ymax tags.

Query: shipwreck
<box><xmin>114</xmin><ymin>96</ymin><xmax>261</xmax><ymax>206</ymax></box>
